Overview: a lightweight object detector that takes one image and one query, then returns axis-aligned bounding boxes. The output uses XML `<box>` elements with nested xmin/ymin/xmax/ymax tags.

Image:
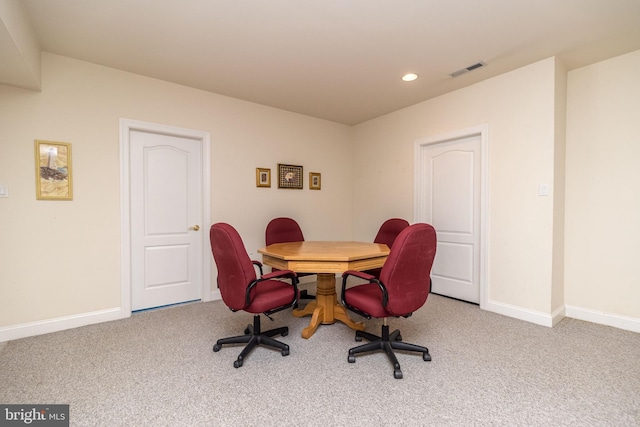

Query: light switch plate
<box><xmin>539</xmin><ymin>184</ymin><xmax>549</xmax><ymax>196</ymax></box>
<box><xmin>0</xmin><ymin>185</ymin><xmax>8</xmax><ymax>197</ymax></box>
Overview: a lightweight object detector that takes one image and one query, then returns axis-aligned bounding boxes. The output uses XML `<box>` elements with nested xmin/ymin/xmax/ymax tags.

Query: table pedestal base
<box><xmin>293</xmin><ymin>272</ymin><xmax>365</xmax><ymax>339</ymax></box>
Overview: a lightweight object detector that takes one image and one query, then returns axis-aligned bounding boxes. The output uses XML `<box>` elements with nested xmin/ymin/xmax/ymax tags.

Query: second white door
<box><xmin>130</xmin><ymin>130</ymin><xmax>203</xmax><ymax>311</ymax></box>
<box><xmin>416</xmin><ymin>133</ymin><xmax>482</xmax><ymax>304</ymax></box>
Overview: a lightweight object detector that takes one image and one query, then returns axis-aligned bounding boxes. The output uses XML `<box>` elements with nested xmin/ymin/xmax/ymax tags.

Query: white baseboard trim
<box><xmin>3</xmin><ymin>298</ymin><xmax>635</xmax><ymax>345</ymax></box>
<box><xmin>1</xmin><ymin>277</ymin><xmax>321</xmax><ymax>343</ymax></box>
<box><xmin>209</xmin><ymin>289</ymin><xmax>221</xmax><ymax>301</ymax></box>
<box><xmin>483</xmin><ymin>299</ymin><xmax>639</xmax><ymax>333</ymax></box>
<box><xmin>0</xmin><ymin>307</ymin><xmax>128</xmax><ymax>343</ymax></box>
<box><xmin>565</xmin><ymin>305</ymin><xmax>640</xmax><ymax>333</ymax></box>
<box><xmin>550</xmin><ymin>305</ymin><xmax>567</xmax><ymax>327</ymax></box>
<box><xmin>483</xmin><ymin>299</ymin><xmax>556</xmax><ymax>327</ymax></box>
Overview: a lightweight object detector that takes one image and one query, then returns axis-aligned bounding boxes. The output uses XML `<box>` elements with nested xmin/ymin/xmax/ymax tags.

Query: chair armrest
<box><xmin>251</xmin><ymin>260</ymin><xmax>264</xmax><ymax>276</ymax></box>
<box><xmin>340</xmin><ymin>270</ymin><xmax>389</xmax><ymax>317</ymax></box>
<box><xmin>341</xmin><ymin>270</ymin><xmax>374</xmax><ymax>300</ymax></box>
<box><xmin>245</xmin><ymin>269</ymin><xmax>299</xmax><ymax>308</ymax></box>
<box><xmin>341</xmin><ymin>270</ymin><xmax>375</xmax><ymax>281</ymax></box>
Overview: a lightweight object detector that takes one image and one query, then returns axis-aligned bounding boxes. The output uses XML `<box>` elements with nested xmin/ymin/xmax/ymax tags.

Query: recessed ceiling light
<box><xmin>402</xmin><ymin>73</ymin><xmax>418</xmax><ymax>82</ymax></box>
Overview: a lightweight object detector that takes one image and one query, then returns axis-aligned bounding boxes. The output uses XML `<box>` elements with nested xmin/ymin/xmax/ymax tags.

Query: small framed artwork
<box><xmin>309</xmin><ymin>172</ymin><xmax>321</xmax><ymax>190</ymax></box>
<box><xmin>256</xmin><ymin>168</ymin><xmax>271</xmax><ymax>187</ymax></box>
<box><xmin>35</xmin><ymin>140</ymin><xmax>73</xmax><ymax>200</ymax></box>
<box><xmin>278</xmin><ymin>163</ymin><xmax>303</xmax><ymax>189</ymax></box>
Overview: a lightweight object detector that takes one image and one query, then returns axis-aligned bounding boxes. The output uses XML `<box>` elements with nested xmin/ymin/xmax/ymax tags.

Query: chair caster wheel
<box><xmin>355</xmin><ymin>336</ymin><xmax>362</xmax><ymax>342</ymax></box>
<box><xmin>348</xmin><ymin>355</ymin><xmax>356</xmax><ymax>363</ymax></box>
<box><xmin>213</xmin><ymin>344</ymin><xmax>222</xmax><ymax>352</ymax></box>
<box><xmin>233</xmin><ymin>359</ymin><xmax>243</xmax><ymax>368</ymax></box>
<box><xmin>281</xmin><ymin>330</ymin><xmax>288</xmax><ymax>337</ymax></box>
<box><xmin>423</xmin><ymin>352</ymin><xmax>431</xmax><ymax>362</ymax></box>
<box><xmin>394</xmin><ymin>370</ymin><xmax>403</xmax><ymax>379</ymax></box>
<box><xmin>396</xmin><ymin>334</ymin><xmax>403</xmax><ymax>341</ymax></box>
<box><xmin>281</xmin><ymin>348</ymin><xmax>290</xmax><ymax>356</ymax></box>
<box><xmin>244</xmin><ymin>328</ymin><xmax>250</xmax><ymax>335</ymax></box>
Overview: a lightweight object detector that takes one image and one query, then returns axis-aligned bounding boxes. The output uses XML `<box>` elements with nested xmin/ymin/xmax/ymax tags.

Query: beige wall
<box><xmin>352</xmin><ymin>58</ymin><xmax>560</xmax><ymax>316</ymax></box>
<box><xmin>0</xmin><ymin>53</ymin><xmax>353</xmax><ymax>328</ymax></box>
<box><xmin>565</xmin><ymin>50</ymin><xmax>640</xmax><ymax>319</ymax></box>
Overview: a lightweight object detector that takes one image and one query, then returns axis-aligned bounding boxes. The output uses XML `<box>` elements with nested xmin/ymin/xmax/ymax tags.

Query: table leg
<box><xmin>292</xmin><ymin>272</ymin><xmax>365</xmax><ymax>339</ymax></box>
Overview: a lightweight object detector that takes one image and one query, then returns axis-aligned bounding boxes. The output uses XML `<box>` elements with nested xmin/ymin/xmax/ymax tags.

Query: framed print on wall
<box><xmin>256</xmin><ymin>167</ymin><xmax>271</xmax><ymax>187</ymax></box>
<box><xmin>35</xmin><ymin>140</ymin><xmax>73</xmax><ymax>200</ymax></box>
<box><xmin>309</xmin><ymin>172</ymin><xmax>321</xmax><ymax>190</ymax></box>
<box><xmin>278</xmin><ymin>163</ymin><xmax>303</xmax><ymax>189</ymax></box>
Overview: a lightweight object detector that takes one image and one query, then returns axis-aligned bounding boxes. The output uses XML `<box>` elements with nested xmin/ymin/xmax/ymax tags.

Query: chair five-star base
<box><xmin>213</xmin><ymin>314</ymin><xmax>290</xmax><ymax>368</ymax></box>
<box><xmin>348</xmin><ymin>321</ymin><xmax>431</xmax><ymax>379</ymax></box>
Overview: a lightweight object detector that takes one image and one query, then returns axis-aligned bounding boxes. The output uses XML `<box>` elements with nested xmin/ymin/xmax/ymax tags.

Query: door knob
<box><xmin>189</xmin><ymin>225</ymin><xmax>200</xmax><ymax>231</ymax></box>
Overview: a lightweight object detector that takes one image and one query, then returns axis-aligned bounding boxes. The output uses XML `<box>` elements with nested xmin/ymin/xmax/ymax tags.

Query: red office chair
<box><xmin>210</xmin><ymin>222</ymin><xmax>299</xmax><ymax>368</ymax></box>
<box><xmin>340</xmin><ymin>223</ymin><xmax>437</xmax><ymax>379</ymax></box>
<box><xmin>265</xmin><ymin>217</ymin><xmax>315</xmax><ymax>299</ymax></box>
<box><xmin>265</xmin><ymin>217</ymin><xmax>305</xmax><ymax>246</ymax></box>
<box><xmin>364</xmin><ymin>218</ymin><xmax>410</xmax><ymax>278</ymax></box>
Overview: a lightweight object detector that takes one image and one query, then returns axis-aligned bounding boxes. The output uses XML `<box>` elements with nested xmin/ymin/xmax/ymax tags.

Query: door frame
<box><xmin>413</xmin><ymin>124</ymin><xmax>489</xmax><ymax>308</ymax></box>
<box><xmin>119</xmin><ymin>118</ymin><xmax>212</xmax><ymax>314</ymax></box>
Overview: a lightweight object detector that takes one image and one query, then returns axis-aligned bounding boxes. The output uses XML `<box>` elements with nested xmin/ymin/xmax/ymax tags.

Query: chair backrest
<box><xmin>265</xmin><ymin>217</ymin><xmax>305</xmax><ymax>245</ymax></box>
<box><xmin>378</xmin><ymin>223</ymin><xmax>437</xmax><ymax>316</ymax></box>
<box><xmin>210</xmin><ymin>223</ymin><xmax>258</xmax><ymax>311</ymax></box>
<box><xmin>374</xmin><ymin>218</ymin><xmax>410</xmax><ymax>248</ymax></box>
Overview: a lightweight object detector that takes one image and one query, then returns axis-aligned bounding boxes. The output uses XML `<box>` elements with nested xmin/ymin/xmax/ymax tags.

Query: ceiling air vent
<box><xmin>450</xmin><ymin>61</ymin><xmax>486</xmax><ymax>77</ymax></box>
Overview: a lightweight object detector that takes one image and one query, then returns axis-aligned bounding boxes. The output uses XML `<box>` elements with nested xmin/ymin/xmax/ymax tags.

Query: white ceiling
<box><xmin>3</xmin><ymin>0</ymin><xmax>640</xmax><ymax>125</ymax></box>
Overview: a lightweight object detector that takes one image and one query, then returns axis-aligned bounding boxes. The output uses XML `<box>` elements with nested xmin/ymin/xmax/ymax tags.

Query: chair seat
<box><xmin>344</xmin><ymin>284</ymin><xmax>394</xmax><ymax>318</ymax></box>
<box><xmin>245</xmin><ymin>279</ymin><xmax>298</xmax><ymax>314</ymax></box>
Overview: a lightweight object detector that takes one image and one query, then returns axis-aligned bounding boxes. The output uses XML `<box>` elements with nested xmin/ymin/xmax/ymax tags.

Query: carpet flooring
<box><xmin>1</xmin><ymin>293</ymin><xmax>639</xmax><ymax>426</ymax></box>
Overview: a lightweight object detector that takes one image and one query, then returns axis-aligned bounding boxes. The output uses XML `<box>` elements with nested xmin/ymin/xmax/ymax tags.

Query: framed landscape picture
<box><xmin>35</xmin><ymin>140</ymin><xmax>73</xmax><ymax>200</ymax></box>
<box><xmin>278</xmin><ymin>163</ymin><xmax>303</xmax><ymax>189</ymax></box>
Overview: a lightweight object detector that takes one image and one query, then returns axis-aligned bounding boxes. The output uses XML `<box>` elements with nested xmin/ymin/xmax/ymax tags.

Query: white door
<box><xmin>415</xmin><ymin>129</ymin><xmax>485</xmax><ymax>304</ymax></box>
<box><xmin>130</xmin><ymin>130</ymin><xmax>203</xmax><ymax>311</ymax></box>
